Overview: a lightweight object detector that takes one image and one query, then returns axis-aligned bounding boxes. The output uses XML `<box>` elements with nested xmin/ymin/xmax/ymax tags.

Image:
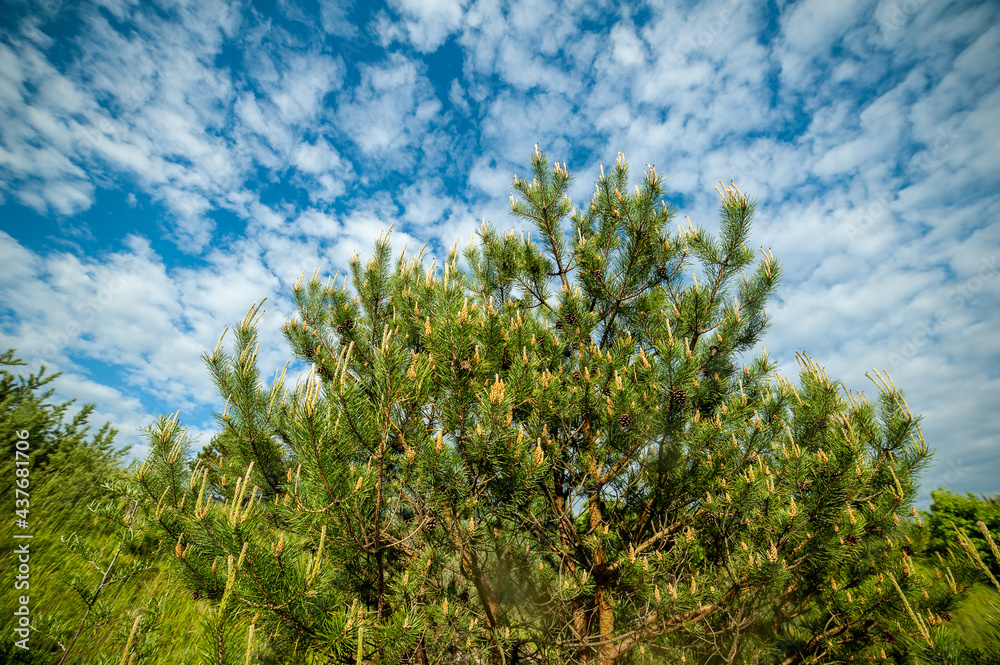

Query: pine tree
<box><xmin>128</xmin><ymin>149</ymin><xmax>968</xmax><ymax>664</ymax></box>
<box><xmin>1</xmin><ymin>349</ymin><xmax>123</xmax><ymax>485</ymax></box>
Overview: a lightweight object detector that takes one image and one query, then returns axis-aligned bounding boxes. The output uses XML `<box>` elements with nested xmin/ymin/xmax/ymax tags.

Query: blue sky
<box><xmin>0</xmin><ymin>0</ymin><xmax>997</xmax><ymax>506</ymax></box>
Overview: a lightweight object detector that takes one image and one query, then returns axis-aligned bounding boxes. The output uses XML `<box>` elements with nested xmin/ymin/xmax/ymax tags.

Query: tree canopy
<box><xmin>128</xmin><ymin>149</ymin><xmax>968</xmax><ymax>664</ymax></box>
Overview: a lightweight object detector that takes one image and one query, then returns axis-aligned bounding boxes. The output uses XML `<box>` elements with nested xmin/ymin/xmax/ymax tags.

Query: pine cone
<box><xmin>572</xmin><ymin>369</ymin><xmax>582</xmax><ymax>380</ymax></box>
<box><xmin>336</xmin><ymin>320</ymin><xmax>355</xmax><ymax>334</ymax></box>
<box><xmin>424</xmin><ymin>515</ymin><xmax>438</xmax><ymax>530</ymax></box>
<box><xmin>941</xmin><ymin>611</ymin><xmax>952</xmax><ymax>622</ymax></box>
<box><xmin>619</xmin><ymin>413</ymin><xmax>633</xmax><ymax>428</ymax></box>
<box><xmin>881</xmin><ymin>632</ymin><xmax>897</xmax><ymax>644</ymax></box>
<box><xmin>655</xmin><ymin>266</ymin><xmax>670</xmax><ymax>280</ymax></box>
<box><xmin>845</xmin><ymin>534</ymin><xmax>858</xmax><ymax>547</ymax></box>
<box><xmin>303</xmin><ymin>346</ymin><xmax>315</xmax><ymax>359</ymax></box>
<box><xmin>591</xmin><ymin>268</ymin><xmax>604</xmax><ymax>280</ymax></box>
<box><xmin>709</xmin><ymin>344</ymin><xmax>719</xmax><ymax>356</ymax></box>
<box><xmin>798</xmin><ymin>479</ymin><xmax>813</xmax><ymax>492</ymax></box>
<box><xmin>554</xmin><ymin>320</ymin><xmax>564</xmax><ymax>330</ymax></box>
<box><xmin>565</xmin><ymin>311</ymin><xmax>577</xmax><ymax>325</ymax></box>
<box><xmin>669</xmin><ymin>388</ymin><xmax>687</xmax><ymax>406</ymax></box>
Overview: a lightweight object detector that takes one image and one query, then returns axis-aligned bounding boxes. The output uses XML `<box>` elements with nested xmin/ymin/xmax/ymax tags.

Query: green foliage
<box><xmin>904</xmin><ymin>512</ymin><xmax>1000</xmax><ymax>664</ymax></box>
<box><xmin>0</xmin><ymin>349</ymin><xmax>124</xmax><ymax>488</ymax></box>
<box><xmin>0</xmin><ymin>349</ymin><xmax>202</xmax><ymax>664</ymax></box>
<box><xmin>908</xmin><ymin>492</ymin><xmax>1000</xmax><ymax>664</ymax></box>
<box><xmin>928</xmin><ymin>583</ymin><xmax>1000</xmax><ymax>664</ymax></box>
<box><xmin>922</xmin><ymin>488</ymin><xmax>1000</xmax><ymax>581</ymax></box>
<box><xmin>127</xmin><ymin>150</ymin><xmax>970</xmax><ymax>664</ymax></box>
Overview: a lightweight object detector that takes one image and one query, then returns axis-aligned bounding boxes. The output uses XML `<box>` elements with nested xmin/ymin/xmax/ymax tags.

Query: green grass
<box><xmin>2</xmin><ymin>468</ymin><xmax>205</xmax><ymax>664</ymax></box>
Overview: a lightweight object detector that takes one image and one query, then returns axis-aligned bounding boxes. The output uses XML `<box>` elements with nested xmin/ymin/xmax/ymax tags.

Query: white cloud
<box><xmin>610</xmin><ymin>22</ymin><xmax>646</xmax><ymax>67</ymax></box>
<box><xmin>260</xmin><ymin>53</ymin><xmax>343</xmax><ymax>126</ymax></box>
<box><xmin>318</xmin><ymin>0</ymin><xmax>358</xmax><ymax>37</ymax></box>
<box><xmin>336</xmin><ymin>53</ymin><xmax>442</xmax><ymax>161</ymax></box>
<box><xmin>449</xmin><ymin>79</ymin><xmax>470</xmax><ymax>113</ymax></box>
<box><xmin>778</xmin><ymin>0</ymin><xmax>870</xmax><ymax>89</ymax></box>
<box><xmin>398</xmin><ymin>179</ymin><xmax>453</xmax><ymax>228</ymax></box>
<box><xmin>45</xmin><ymin>370</ymin><xmax>158</xmax><ymax>457</ymax></box>
<box><xmin>293</xmin><ymin>209</ymin><xmax>342</xmax><ymax>239</ymax></box>
<box><xmin>243</xmin><ymin>201</ymin><xmax>292</xmax><ymax>235</ymax></box>
<box><xmin>294</xmin><ymin>139</ymin><xmax>344</xmax><ymax>174</ymax></box>
<box><xmin>0</xmin><ymin>43</ymin><xmax>94</xmax><ymax>214</ymax></box>
<box><xmin>782</xmin><ymin>0</ymin><xmax>868</xmax><ymax>52</ymax></box>
<box><xmin>468</xmin><ymin>157</ymin><xmax>512</xmax><ymax>197</ymax></box>
<box><xmin>0</xmin><ymin>1</ymin><xmax>354</xmax><ymax>253</ymax></box>
<box><xmin>1</xmin><ymin>0</ymin><xmax>997</xmax><ymax>502</ymax></box>
<box><xmin>293</xmin><ymin>139</ymin><xmax>353</xmax><ymax>202</ymax></box>
<box><xmin>384</xmin><ymin>0</ymin><xmax>466</xmax><ymax>52</ymax></box>
<box><xmin>0</xmin><ymin>229</ymin><xmax>291</xmax><ymax>449</ymax></box>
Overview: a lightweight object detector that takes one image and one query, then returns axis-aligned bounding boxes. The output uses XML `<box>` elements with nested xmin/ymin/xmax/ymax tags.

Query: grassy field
<box><xmin>2</xmin><ymin>464</ymin><xmax>205</xmax><ymax>664</ymax></box>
